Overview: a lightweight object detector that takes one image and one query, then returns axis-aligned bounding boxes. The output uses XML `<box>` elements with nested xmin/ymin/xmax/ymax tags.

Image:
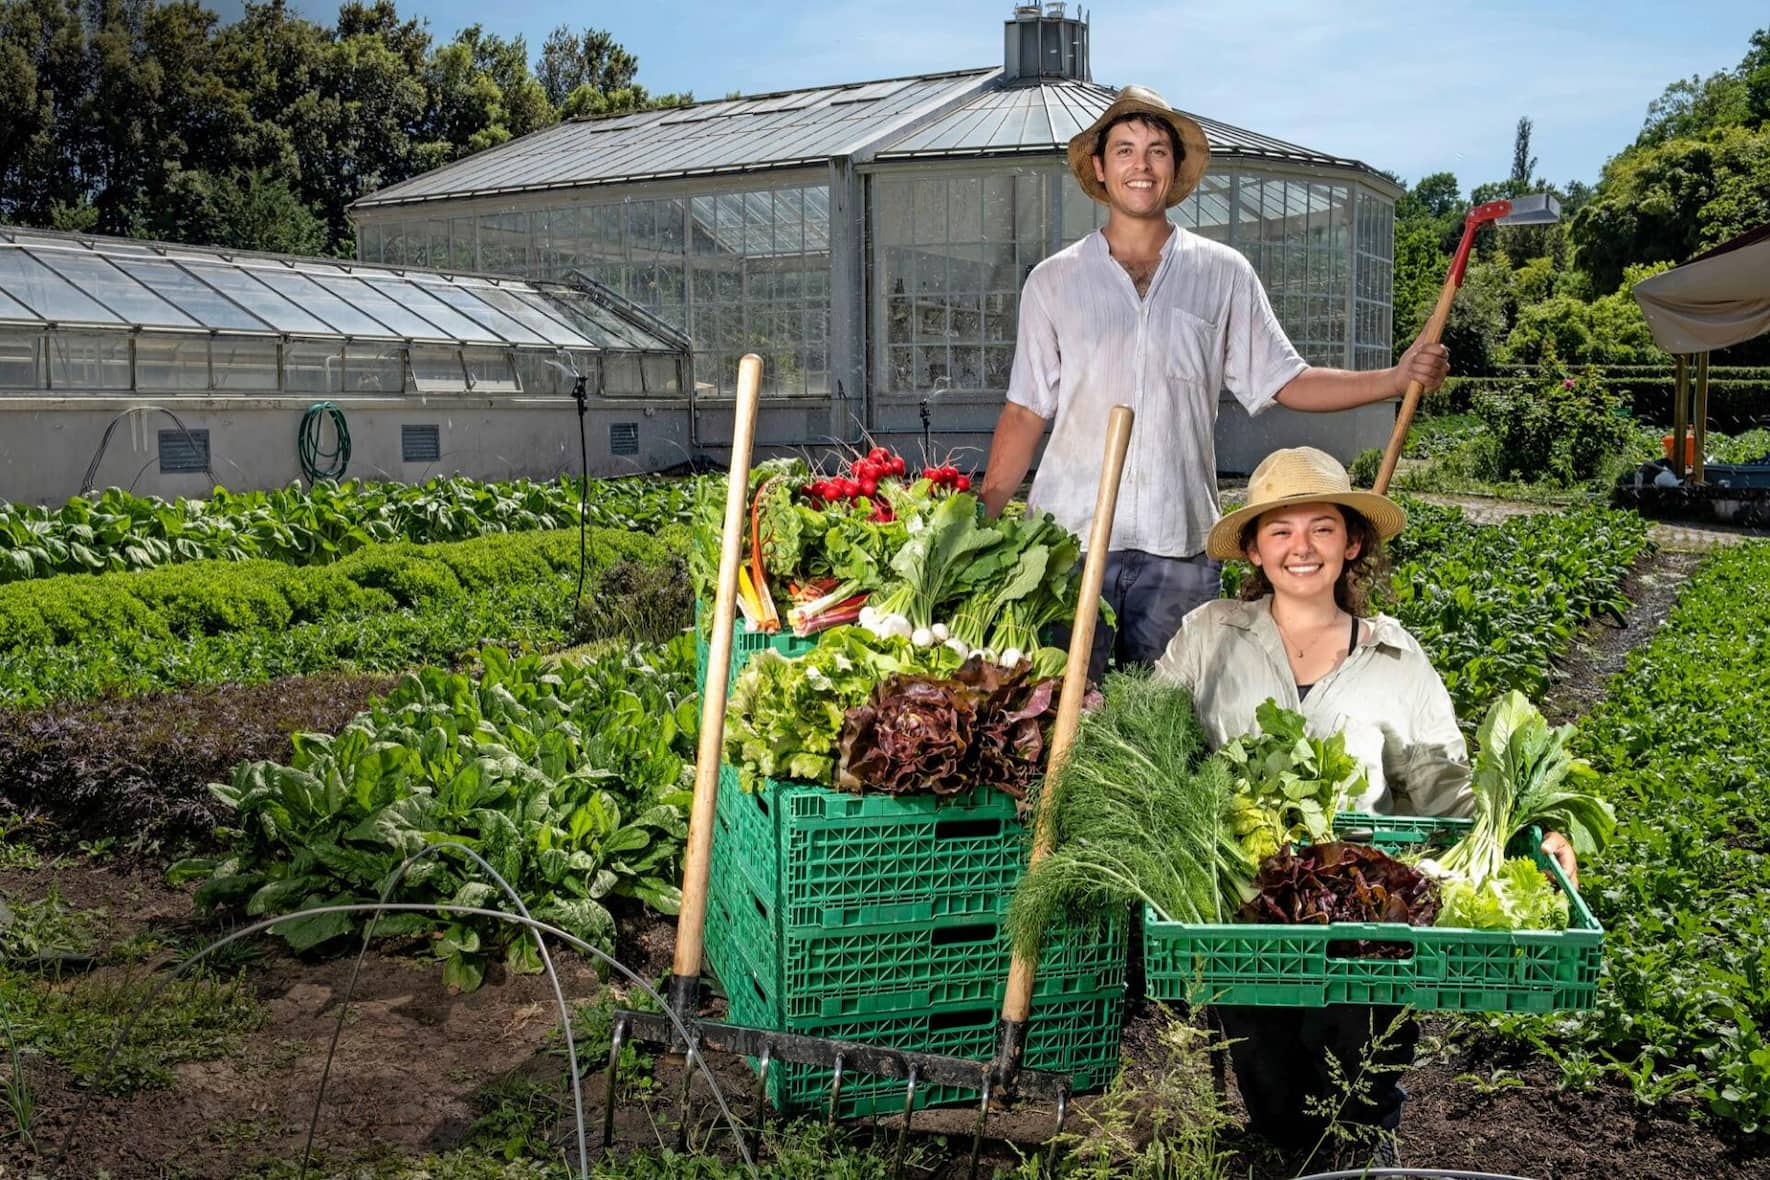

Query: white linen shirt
<box><xmin>1007</xmin><ymin>226</ymin><xmax>1308</xmax><ymax>558</ymax></box>
<box><xmin>1153</xmin><ymin>597</ymin><xmax>1475</xmax><ymax>819</ymax></box>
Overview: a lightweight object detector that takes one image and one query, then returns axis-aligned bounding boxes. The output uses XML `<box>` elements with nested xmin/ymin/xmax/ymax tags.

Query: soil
<box><xmin>1538</xmin><ymin>549</ymin><xmax>1700</xmax><ymax>726</ymax></box>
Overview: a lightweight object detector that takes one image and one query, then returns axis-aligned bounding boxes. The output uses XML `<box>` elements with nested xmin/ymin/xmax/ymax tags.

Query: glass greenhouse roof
<box><xmin>0</xmin><ymin>226</ymin><xmax>685</xmax><ymax>353</ymax></box>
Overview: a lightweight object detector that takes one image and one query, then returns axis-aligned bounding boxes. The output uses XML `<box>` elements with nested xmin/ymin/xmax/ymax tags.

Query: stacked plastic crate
<box><xmin>696</xmin><ymin>630</ymin><xmax>1126</xmax><ymax>1117</ymax></box>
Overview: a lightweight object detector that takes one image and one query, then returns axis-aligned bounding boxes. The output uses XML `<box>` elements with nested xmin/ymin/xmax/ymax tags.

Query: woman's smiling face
<box><xmin>1245</xmin><ymin>503</ymin><xmax>1361</xmax><ymax>600</ymax></box>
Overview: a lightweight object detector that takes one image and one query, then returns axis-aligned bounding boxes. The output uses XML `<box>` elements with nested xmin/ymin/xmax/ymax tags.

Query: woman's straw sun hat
<box><xmin>1205</xmin><ymin>447</ymin><xmax>1407</xmax><ymax>560</ymax></box>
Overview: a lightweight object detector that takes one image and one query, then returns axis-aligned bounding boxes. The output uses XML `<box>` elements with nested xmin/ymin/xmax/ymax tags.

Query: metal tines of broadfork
<box><xmin>608</xmin><ymin>353</ymin><xmax>1136</xmax><ymax>1180</ymax></box>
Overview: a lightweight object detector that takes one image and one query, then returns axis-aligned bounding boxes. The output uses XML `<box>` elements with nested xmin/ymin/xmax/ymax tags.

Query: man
<box><xmin>979</xmin><ymin>85</ymin><xmax>1450</xmax><ymax>677</ymax></box>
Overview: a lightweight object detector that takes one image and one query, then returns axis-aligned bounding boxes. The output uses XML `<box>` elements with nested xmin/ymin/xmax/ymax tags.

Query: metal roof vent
<box><xmin>1004</xmin><ymin>2</ymin><xmax>1089</xmax><ymax>83</ymax></box>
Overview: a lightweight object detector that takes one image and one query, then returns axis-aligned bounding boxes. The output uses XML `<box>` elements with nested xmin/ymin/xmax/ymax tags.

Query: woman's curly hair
<box><xmin>1236</xmin><ymin>505</ymin><xmax>1390</xmax><ymax>617</ymax></box>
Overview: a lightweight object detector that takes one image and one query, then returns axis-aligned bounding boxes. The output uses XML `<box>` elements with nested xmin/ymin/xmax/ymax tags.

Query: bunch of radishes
<box><xmin>922</xmin><ymin>465</ymin><xmax>972</xmax><ymax>493</ymax></box>
<box><xmin>799</xmin><ymin>446</ymin><xmax>906</xmax><ymax>505</ymax></box>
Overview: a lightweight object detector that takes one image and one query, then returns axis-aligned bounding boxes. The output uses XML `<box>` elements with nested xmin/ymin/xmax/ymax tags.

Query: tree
<box><xmin>537</xmin><ymin>24</ymin><xmax>637</xmax><ymax>108</ymax></box>
<box><xmin>1510</xmin><ymin>116</ymin><xmax>1537</xmax><ymax>189</ymax></box>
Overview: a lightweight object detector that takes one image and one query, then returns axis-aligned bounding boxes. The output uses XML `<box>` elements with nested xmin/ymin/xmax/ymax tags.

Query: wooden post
<box><xmin>1693</xmin><ymin>354</ymin><xmax>1710</xmax><ymax>484</ymax></box>
<box><xmin>1671</xmin><ymin>355</ymin><xmax>1690</xmax><ymax>480</ymax></box>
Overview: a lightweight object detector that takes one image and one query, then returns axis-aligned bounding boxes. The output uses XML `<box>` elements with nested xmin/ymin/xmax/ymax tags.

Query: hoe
<box><xmin>1372</xmin><ymin>193</ymin><xmax>1561</xmax><ymax>493</ymax></box>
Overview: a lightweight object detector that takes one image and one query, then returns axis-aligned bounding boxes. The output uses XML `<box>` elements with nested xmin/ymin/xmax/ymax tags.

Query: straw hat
<box><xmin>1205</xmin><ymin>447</ymin><xmax>1407</xmax><ymax>560</ymax></box>
<box><xmin>1067</xmin><ymin>85</ymin><xmax>1211</xmax><ymax>209</ymax></box>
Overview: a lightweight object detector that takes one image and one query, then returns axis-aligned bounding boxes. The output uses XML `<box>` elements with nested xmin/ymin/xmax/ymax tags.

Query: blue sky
<box><xmin>214</xmin><ymin>0</ymin><xmax>1763</xmax><ymax>194</ymax></box>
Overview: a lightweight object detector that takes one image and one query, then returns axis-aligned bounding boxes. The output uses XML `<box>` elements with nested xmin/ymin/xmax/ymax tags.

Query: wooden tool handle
<box><xmin>1372</xmin><ymin>274</ymin><xmax>1457</xmax><ymax>495</ymax></box>
<box><xmin>999</xmin><ymin>404</ymin><xmax>1134</xmax><ymax>1025</ymax></box>
<box><xmin>671</xmin><ymin>354</ymin><xmax>763</xmax><ymax>982</ymax></box>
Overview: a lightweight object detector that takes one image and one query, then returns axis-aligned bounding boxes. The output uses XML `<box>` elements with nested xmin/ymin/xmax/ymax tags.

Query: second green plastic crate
<box><xmin>1142</xmin><ymin>812</ymin><xmax>1604</xmax><ymax>1013</ymax></box>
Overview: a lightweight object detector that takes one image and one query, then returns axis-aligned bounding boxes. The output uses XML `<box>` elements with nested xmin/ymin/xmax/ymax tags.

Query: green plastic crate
<box><xmin>722</xmin><ymin>976</ymin><xmax>1123</xmax><ymax>1118</ymax></box>
<box><xmin>714</xmin><ymin>768</ymin><xmax>1029</xmax><ymax>931</ymax></box>
<box><xmin>706</xmin><ymin>863</ymin><xmax>1126</xmax><ymax>1021</ymax></box>
<box><xmin>1142</xmin><ymin>814</ymin><xmax>1604</xmax><ymax>1013</ymax></box>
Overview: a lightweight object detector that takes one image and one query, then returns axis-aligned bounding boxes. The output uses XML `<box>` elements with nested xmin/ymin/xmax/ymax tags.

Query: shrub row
<box><xmin>0</xmin><ymin>525</ymin><xmax>689</xmax><ymax>707</ymax></box>
<box><xmin>0</xmin><ymin>526</ymin><xmax>683</xmax><ymax>651</ymax></box>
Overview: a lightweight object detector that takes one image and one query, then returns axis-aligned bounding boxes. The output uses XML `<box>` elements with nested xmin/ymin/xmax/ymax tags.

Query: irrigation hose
<box><xmin>298</xmin><ymin>401</ymin><xmax>351</xmax><ymax>483</ymax></box>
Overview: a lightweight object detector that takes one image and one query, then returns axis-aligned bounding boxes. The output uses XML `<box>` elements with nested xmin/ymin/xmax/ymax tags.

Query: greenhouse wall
<box><xmin>354</xmin><ymin>159</ymin><xmax>1397</xmax><ymax>474</ymax></box>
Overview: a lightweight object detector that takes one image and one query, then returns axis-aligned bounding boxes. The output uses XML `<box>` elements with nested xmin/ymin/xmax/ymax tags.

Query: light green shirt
<box><xmin>1154</xmin><ymin>596</ymin><xmax>1474</xmax><ymax>819</ymax></box>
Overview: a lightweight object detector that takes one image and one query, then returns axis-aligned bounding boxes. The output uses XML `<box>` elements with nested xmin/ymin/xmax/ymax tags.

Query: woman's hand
<box><xmin>1541</xmin><ymin>830</ymin><xmax>1579</xmax><ymax>889</ymax></box>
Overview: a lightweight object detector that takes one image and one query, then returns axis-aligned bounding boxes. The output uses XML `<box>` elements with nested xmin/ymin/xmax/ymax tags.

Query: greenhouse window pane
<box><xmin>0</xmin><ymin>330</ymin><xmax>42</xmax><ymax>388</ymax></box>
<box><xmin>356</xmin><ymin>277</ymin><xmax>490</xmax><ymax>341</ymax></box>
<box><xmin>255</xmin><ymin>270</ymin><xmax>397</xmax><ymax>337</ymax></box>
<box><xmin>514</xmin><ymin>350</ymin><xmax>559</xmax><ymax>395</ymax></box>
<box><xmin>185</xmin><ymin>264</ymin><xmax>332</xmax><ymax>335</ymax></box>
<box><xmin>284</xmin><ymin>339</ymin><xmax>342</xmax><ymax>393</ymax></box>
<box><xmin>462</xmin><ymin>347</ymin><xmax>518</xmax><ymax>394</ymax></box>
<box><xmin>322</xmin><ymin>275</ymin><xmax>450</xmax><ymax>339</ymax></box>
<box><xmin>136</xmin><ymin>334</ymin><xmax>211</xmax><ymax>391</ymax></box>
<box><xmin>477</xmin><ymin>287</ymin><xmax>596</xmax><ymax>347</ymax></box>
<box><xmin>343</xmin><ymin>344</ymin><xmax>403</xmax><ymax>393</ymax></box>
<box><xmin>641</xmin><ymin>355</ymin><xmax>682</xmax><ymax>396</ymax></box>
<box><xmin>212</xmin><ymin>336</ymin><xmax>279</xmax><ymax>391</ymax></box>
<box><xmin>419</xmin><ymin>280</ymin><xmax>557</xmax><ymax>346</ymax></box>
<box><xmin>0</xmin><ymin>248</ymin><xmax>125</xmax><ymax>324</ymax></box>
<box><xmin>25</xmin><ymin>249</ymin><xmax>199</xmax><ymax>327</ymax></box>
<box><xmin>47</xmin><ymin>331</ymin><xmax>131</xmax><ymax>389</ymax></box>
<box><xmin>111</xmin><ymin>258</ymin><xmax>273</xmax><ymax>332</ymax></box>
<box><xmin>409</xmin><ymin>345</ymin><xmax>466</xmax><ymax>392</ymax></box>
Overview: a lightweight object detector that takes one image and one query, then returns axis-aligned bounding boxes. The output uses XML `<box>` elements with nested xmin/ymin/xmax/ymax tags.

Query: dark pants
<box><xmin>1053</xmin><ymin>549</ymin><xmax>1223</xmax><ymax>681</ymax></box>
<box><xmin>1216</xmin><ymin>1005</ymin><xmax>1417</xmax><ymax>1154</ymax></box>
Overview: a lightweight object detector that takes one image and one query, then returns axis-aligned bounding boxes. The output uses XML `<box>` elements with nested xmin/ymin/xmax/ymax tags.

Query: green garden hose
<box><xmin>298</xmin><ymin>401</ymin><xmax>351</xmax><ymax>483</ymax></box>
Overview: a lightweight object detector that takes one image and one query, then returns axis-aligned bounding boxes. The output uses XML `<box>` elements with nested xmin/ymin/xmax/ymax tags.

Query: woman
<box><xmin>1153</xmin><ymin>446</ymin><xmax>1576</xmax><ymax>1169</ymax></box>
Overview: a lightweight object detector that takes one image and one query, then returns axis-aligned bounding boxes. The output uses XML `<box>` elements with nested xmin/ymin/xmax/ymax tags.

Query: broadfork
<box><xmin>1371</xmin><ymin>193</ymin><xmax>1562</xmax><ymax>494</ymax></box>
<box><xmin>609</xmin><ymin>352</ymin><xmax>1136</xmax><ymax>1178</ymax></box>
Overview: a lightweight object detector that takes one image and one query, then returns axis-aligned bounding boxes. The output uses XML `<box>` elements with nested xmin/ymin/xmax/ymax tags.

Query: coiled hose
<box><xmin>297</xmin><ymin>401</ymin><xmax>351</xmax><ymax>483</ymax></box>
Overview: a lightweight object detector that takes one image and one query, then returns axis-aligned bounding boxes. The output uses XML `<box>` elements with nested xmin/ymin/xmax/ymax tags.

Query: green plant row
<box><xmin>1387</xmin><ymin>504</ymin><xmax>1650</xmax><ymax>723</ymax></box>
<box><xmin>172</xmin><ymin>640</ymin><xmax>699</xmax><ymax>992</ymax></box>
<box><xmin>0</xmin><ymin>474</ymin><xmax>698</xmax><ymax>585</ymax></box>
<box><xmin>1480</xmin><ymin>541</ymin><xmax>1770</xmax><ymax>1134</ymax></box>
<box><xmin>0</xmin><ymin>526</ymin><xmax>689</xmax><ymax>708</ymax></box>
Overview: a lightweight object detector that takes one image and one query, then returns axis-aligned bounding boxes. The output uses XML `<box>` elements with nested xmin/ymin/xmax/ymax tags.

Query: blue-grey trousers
<box><xmin>1052</xmin><ymin>549</ymin><xmax>1223</xmax><ymax>681</ymax></box>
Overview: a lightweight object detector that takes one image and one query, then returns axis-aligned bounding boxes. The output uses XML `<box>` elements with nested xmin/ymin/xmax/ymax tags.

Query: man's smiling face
<box><xmin>1093</xmin><ymin>117</ymin><xmax>1177</xmax><ymax>221</ymax></box>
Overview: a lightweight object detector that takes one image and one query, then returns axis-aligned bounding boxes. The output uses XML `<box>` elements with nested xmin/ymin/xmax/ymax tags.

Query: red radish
<box><xmin>955</xmin><ymin>474</ymin><xmax>972</xmax><ymax>492</ymax></box>
<box><xmin>859</xmin><ymin>477</ymin><xmax>878</xmax><ymax>496</ymax></box>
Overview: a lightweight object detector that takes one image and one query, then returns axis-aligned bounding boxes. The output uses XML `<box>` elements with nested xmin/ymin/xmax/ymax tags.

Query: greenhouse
<box><xmin>0</xmin><ymin>226</ymin><xmax>690</xmax><ymax>504</ymax></box>
<box><xmin>349</xmin><ymin>4</ymin><xmax>1401</xmax><ymax>468</ymax></box>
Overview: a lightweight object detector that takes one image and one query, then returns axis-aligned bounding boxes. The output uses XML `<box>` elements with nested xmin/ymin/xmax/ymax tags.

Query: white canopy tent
<box><xmin>1632</xmin><ymin>222</ymin><xmax>1770</xmax><ymax>480</ymax></box>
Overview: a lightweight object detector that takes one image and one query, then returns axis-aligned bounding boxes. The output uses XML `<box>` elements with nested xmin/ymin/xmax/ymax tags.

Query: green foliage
<box><xmin>0</xmin><ymin>525</ymin><xmax>689</xmax><ymax>707</ymax></box>
<box><xmin>0</xmin><ymin>2</ymin><xmax>677</xmax><ymax>253</ymax></box>
<box><xmin>1384</xmin><ymin>502</ymin><xmax>1650</xmax><ymax>723</ymax></box>
<box><xmin>1347</xmin><ymin>448</ymin><xmax>1382</xmax><ymax>489</ymax></box>
<box><xmin>572</xmin><ymin>554</ymin><xmax>693</xmax><ymax>646</ymax></box>
<box><xmin>171</xmin><ymin>641</ymin><xmax>699</xmax><ymax>989</ymax></box>
<box><xmin>1479</xmin><ymin>541</ymin><xmax>1770</xmax><ymax>1132</ymax></box>
<box><xmin>0</xmin><ymin>954</ymin><xmax>262</xmax><ymax>1094</ymax></box>
<box><xmin>0</xmin><ymin>475</ymin><xmax>697</xmax><ymax>585</ymax></box>
<box><xmin>1470</xmin><ymin>365</ymin><xmax>1637</xmax><ymax>486</ymax></box>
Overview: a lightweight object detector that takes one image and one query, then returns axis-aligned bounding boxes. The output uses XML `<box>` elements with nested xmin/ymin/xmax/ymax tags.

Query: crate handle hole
<box><xmin>928</xmin><ymin>1007</ymin><xmax>995</xmax><ymax>1032</ymax></box>
<box><xmin>932</xmin><ymin>818</ymin><xmax>1002</xmax><ymax>841</ymax></box>
<box><xmin>929</xmin><ymin>922</ymin><xmax>998</xmax><ymax>947</ymax></box>
<box><xmin>1325</xmin><ymin>940</ymin><xmax>1416</xmax><ymax>961</ymax></box>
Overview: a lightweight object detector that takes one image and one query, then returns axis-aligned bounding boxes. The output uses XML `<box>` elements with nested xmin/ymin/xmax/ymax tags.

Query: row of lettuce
<box><xmin>0</xmin><ymin>475</ymin><xmax>698</xmax><ymax>583</ymax></box>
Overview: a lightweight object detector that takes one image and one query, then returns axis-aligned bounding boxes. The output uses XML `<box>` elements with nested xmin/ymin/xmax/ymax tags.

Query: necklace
<box><xmin>1272</xmin><ymin>609</ymin><xmax>1345</xmax><ymax>660</ymax></box>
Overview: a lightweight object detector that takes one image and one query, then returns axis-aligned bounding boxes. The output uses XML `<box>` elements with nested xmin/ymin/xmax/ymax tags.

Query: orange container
<box><xmin>1662</xmin><ymin>432</ymin><xmax>1696</xmax><ymax>465</ymax></box>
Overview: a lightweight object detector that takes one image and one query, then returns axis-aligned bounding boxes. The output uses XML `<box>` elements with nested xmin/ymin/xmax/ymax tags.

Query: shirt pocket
<box><xmin>1165</xmin><ymin>306</ymin><xmax>1219</xmax><ymax>387</ymax></box>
